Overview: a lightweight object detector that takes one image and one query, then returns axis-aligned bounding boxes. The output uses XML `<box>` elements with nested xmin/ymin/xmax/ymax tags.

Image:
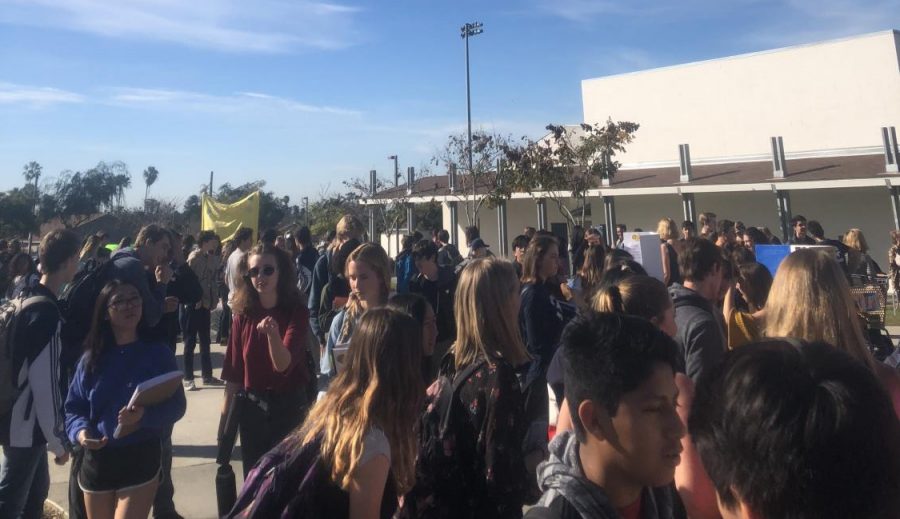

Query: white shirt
<box><xmin>224</xmin><ymin>248</ymin><xmax>245</xmax><ymax>308</ymax></box>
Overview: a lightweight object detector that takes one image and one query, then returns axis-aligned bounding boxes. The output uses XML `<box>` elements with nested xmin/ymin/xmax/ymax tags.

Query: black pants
<box><xmin>238</xmin><ymin>389</ymin><xmax>306</xmax><ymax>478</ymax></box>
<box><xmin>217</xmin><ymin>294</ymin><xmax>231</xmax><ymax>343</ymax></box>
<box><xmin>184</xmin><ymin>307</ymin><xmax>213</xmax><ymax>380</ymax></box>
<box><xmin>152</xmin><ymin>426</ymin><xmax>175</xmax><ymax>517</ymax></box>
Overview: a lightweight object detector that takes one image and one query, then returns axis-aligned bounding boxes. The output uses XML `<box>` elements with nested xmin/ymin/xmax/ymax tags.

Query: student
<box><xmin>568</xmin><ymin>243</ymin><xmax>605</xmax><ymax>308</ymax></box>
<box><xmin>228</xmin><ymin>308</ymin><xmax>424</xmax><ymax>519</ymax></box>
<box><xmin>788</xmin><ymin>215</ymin><xmax>815</xmax><ymax>245</ymax></box>
<box><xmin>395</xmin><ymin>234</ymin><xmax>420</xmax><ymax>294</ymax></box>
<box><xmin>698</xmin><ymin>213</ymin><xmax>716</xmax><ymax>239</ymax></box>
<box><xmin>668</xmin><ymin>238</ymin><xmax>726</xmax><ymax>382</ymax></box>
<box><xmin>408</xmin><ymin>239</ymin><xmax>457</xmax><ymax>372</ymax></box>
<box><xmin>511</xmin><ymin>234</ymin><xmax>530</xmax><ymax>278</ymax></box>
<box><xmin>614</xmin><ymin>224</ymin><xmax>626</xmax><ymax>249</ymax></box>
<box><xmin>724</xmin><ymin>262</ymin><xmax>772</xmax><ymax>349</ymax></box>
<box><xmin>520</xmin><ymin>234</ymin><xmax>571</xmax><ymax>386</ymax></box>
<box><xmin>765</xmin><ymin>248</ymin><xmax>900</xmax><ymax>417</ymax></box>
<box><xmin>0</xmin><ymin>230</ymin><xmax>80</xmax><ymax>519</ymax></box>
<box><xmin>222</xmin><ymin>243</ymin><xmax>310</xmax><ymax>476</ymax></box>
<box><xmin>224</xmin><ymin>227</ymin><xmax>254</xmax><ymax>309</ymax></box>
<box><xmin>843</xmin><ymin>228</ymin><xmax>881</xmax><ymax>282</ymax></box>
<box><xmin>681</xmin><ymin>221</ymin><xmax>696</xmax><ymax>241</ymax></box>
<box><xmin>689</xmin><ymin>340</ymin><xmax>900</xmax><ymax>519</ymax></box>
<box><xmin>322</xmin><ymin>243</ymin><xmax>391</xmax><ymax>378</ymax></box>
<box><xmin>308</xmin><ymin>216</ymin><xmax>365</xmax><ymax>349</ymax></box>
<box><xmin>657</xmin><ymin>218</ymin><xmax>682</xmax><ymax>287</ymax></box>
<box><xmin>184</xmin><ymin>230</ymin><xmax>223</xmax><ymax>390</ymax></box>
<box><xmin>4</xmin><ymin>252</ymin><xmax>39</xmax><ymax>300</ymax></box>
<box><xmin>402</xmin><ymin>257</ymin><xmax>531</xmax><ymax>518</ymax></box>
<box><xmin>530</xmin><ymin>313</ymin><xmax>685</xmax><ymax>519</ymax></box>
<box><xmin>435</xmin><ymin>229</ymin><xmax>463</xmax><ymax>269</ymax></box>
<box><xmin>387</xmin><ymin>293</ymin><xmax>438</xmax><ymax>384</ymax></box>
<box><xmin>64</xmin><ymin>280</ymin><xmax>187</xmax><ymax>519</ymax></box>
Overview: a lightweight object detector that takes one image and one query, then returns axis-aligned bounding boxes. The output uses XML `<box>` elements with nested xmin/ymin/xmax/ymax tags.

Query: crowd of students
<box><xmin>0</xmin><ymin>209</ymin><xmax>899</xmax><ymax>519</ymax></box>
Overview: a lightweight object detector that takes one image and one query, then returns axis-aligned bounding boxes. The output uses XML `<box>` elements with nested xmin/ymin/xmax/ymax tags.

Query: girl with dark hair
<box><xmin>222</xmin><ymin>242</ymin><xmax>311</xmax><ymax>476</ymax></box>
<box><xmin>64</xmin><ymin>280</ymin><xmax>186</xmax><ymax>518</ymax></box>
<box><xmin>568</xmin><ymin>243</ymin><xmax>606</xmax><ymax>307</ymax></box>
<box><xmin>387</xmin><ymin>292</ymin><xmax>438</xmax><ymax>384</ymax></box>
<box><xmin>5</xmin><ymin>252</ymin><xmax>39</xmax><ymax>300</ymax></box>
<box><xmin>725</xmin><ymin>262</ymin><xmax>773</xmax><ymax>349</ymax></box>
<box><xmin>228</xmin><ymin>308</ymin><xmax>424</xmax><ymax>519</ymax></box>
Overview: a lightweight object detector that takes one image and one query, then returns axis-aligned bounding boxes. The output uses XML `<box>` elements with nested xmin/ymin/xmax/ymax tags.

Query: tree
<box><xmin>143</xmin><ymin>166</ymin><xmax>159</xmax><ymax>206</ymax></box>
<box><xmin>22</xmin><ymin>161</ymin><xmax>42</xmax><ymax>184</ymax></box>
<box><xmin>40</xmin><ymin>161</ymin><xmax>132</xmax><ymax>227</ymax></box>
<box><xmin>503</xmin><ymin>119</ymin><xmax>639</xmax><ymax>230</ymax></box>
<box><xmin>0</xmin><ymin>187</ymin><xmax>38</xmax><ymax>237</ymax></box>
<box><xmin>433</xmin><ymin>131</ymin><xmax>517</xmax><ymax>227</ymax></box>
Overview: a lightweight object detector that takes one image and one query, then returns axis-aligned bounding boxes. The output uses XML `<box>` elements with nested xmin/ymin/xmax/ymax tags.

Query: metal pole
<box><xmin>209</xmin><ymin>171</ymin><xmax>214</xmax><ymax>196</ymax></box>
<box><xmin>465</xmin><ymin>30</ymin><xmax>473</xmax><ymax>178</ymax></box>
<box><xmin>303</xmin><ymin>197</ymin><xmax>309</xmax><ymax>228</ymax></box>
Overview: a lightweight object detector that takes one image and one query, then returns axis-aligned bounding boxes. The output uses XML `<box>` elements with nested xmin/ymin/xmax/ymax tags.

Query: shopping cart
<box><xmin>850</xmin><ymin>276</ymin><xmax>895</xmax><ymax>361</ymax></box>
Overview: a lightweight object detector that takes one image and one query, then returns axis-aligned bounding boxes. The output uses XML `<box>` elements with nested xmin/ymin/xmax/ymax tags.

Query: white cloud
<box><xmin>0</xmin><ymin>0</ymin><xmax>363</xmax><ymax>53</ymax></box>
<box><xmin>530</xmin><ymin>0</ymin><xmax>684</xmax><ymax>22</ymax></box>
<box><xmin>0</xmin><ymin>82</ymin><xmax>85</xmax><ymax>106</ymax></box>
<box><xmin>108</xmin><ymin>87</ymin><xmax>361</xmax><ymax>116</ymax></box>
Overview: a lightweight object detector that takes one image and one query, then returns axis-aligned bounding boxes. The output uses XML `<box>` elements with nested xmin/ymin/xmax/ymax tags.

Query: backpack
<box><xmin>317</xmin><ymin>277</ymin><xmax>348</xmax><ymax>337</ymax></box>
<box><xmin>399</xmin><ymin>359</ymin><xmax>485</xmax><ymax>519</ymax></box>
<box><xmin>225</xmin><ymin>436</ymin><xmax>325</xmax><ymax>519</ymax></box>
<box><xmin>59</xmin><ymin>259</ymin><xmax>114</xmax><ymax>350</ymax></box>
<box><xmin>439</xmin><ymin>244</ymin><xmax>464</xmax><ymax>268</ymax></box>
<box><xmin>0</xmin><ymin>294</ymin><xmax>53</xmax><ymax>417</ymax></box>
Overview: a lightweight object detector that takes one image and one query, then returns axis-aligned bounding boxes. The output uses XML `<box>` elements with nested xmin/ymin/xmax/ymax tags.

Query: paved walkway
<box><xmin>47</xmin><ymin>341</ymin><xmax>240</xmax><ymax>519</ymax></box>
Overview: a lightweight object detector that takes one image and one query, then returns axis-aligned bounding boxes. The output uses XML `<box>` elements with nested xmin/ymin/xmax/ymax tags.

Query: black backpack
<box><xmin>399</xmin><ymin>358</ymin><xmax>485</xmax><ymax>519</ymax></box>
<box><xmin>0</xmin><ymin>294</ymin><xmax>53</xmax><ymax>417</ymax></box>
<box><xmin>317</xmin><ymin>276</ymin><xmax>349</xmax><ymax>336</ymax></box>
<box><xmin>59</xmin><ymin>259</ymin><xmax>114</xmax><ymax>351</ymax></box>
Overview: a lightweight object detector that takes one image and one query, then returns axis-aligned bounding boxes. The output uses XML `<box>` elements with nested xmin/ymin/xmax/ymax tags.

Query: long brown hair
<box><xmin>231</xmin><ymin>242</ymin><xmax>301</xmax><ymax>316</ymax></box>
<box><xmin>577</xmin><ymin>243</ymin><xmax>606</xmax><ymax>299</ymax></box>
<box><xmin>83</xmin><ymin>280</ymin><xmax>134</xmax><ymax>374</ymax></box>
<box><xmin>296</xmin><ymin>308</ymin><xmax>424</xmax><ymax>492</ymax></box>
<box><xmin>765</xmin><ymin>249</ymin><xmax>874</xmax><ymax>371</ymax></box>
<box><xmin>339</xmin><ymin>243</ymin><xmax>391</xmax><ymax>342</ymax></box>
<box><xmin>521</xmin><ymin>234</ymin><xmax>558</xmax><ymax>285</ymax></box>
<box><xmin>452</xmin><ymin>257</ymin><xmax>529</xmax><ymax>370</ymax></box>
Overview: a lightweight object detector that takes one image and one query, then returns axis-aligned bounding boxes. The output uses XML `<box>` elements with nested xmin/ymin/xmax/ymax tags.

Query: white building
<box><xmin>369</xmin><ymin>30</ymin><xmax>900</xmax><ymax>266</ymax></box>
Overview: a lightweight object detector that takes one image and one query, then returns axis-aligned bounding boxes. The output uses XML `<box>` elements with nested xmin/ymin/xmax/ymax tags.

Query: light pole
<box><xmin>388</xmin><ymin>155</ymin><xmax>400</xmax><ymax>255</ymax></box>
<box><xmin>460</xmin><ymin>21</ymin><xmax>483</xmax><ymax>178</ymax></box>
<box><xmin>302</xmin><ymin>196</ymin><xmax>309</xmax><ymax>228</ymax></box>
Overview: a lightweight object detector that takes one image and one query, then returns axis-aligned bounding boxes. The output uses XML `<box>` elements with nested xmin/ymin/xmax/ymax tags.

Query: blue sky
<box><xmin>1</xmin><ymin>0</ymin><xmax>898</xmax><ymax>208</ymax></box>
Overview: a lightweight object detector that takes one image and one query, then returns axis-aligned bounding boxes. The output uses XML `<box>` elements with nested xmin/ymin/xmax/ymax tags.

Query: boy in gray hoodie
<box><xmin>528</xmin><ymin>312</ymin><xmax>686</xmax><ymax>519</ymax></box>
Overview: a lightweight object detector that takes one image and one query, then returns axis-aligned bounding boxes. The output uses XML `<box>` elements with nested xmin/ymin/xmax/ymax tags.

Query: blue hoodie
<box><xmin>65</xmin><ymin>339</ymin><xmax>186</xmax><ymax>448</ymax></box>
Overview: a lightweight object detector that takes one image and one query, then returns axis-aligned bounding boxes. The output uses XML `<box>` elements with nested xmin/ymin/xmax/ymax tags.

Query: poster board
<box><xmin>623</xmin><ymin>232</ymin><xmax>664</xmax><ymax>282</ymax></box>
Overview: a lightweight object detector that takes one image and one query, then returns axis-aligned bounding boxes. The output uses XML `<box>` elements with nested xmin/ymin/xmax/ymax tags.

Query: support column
<box><xmin>407</xmin><ymin>204</ymin><xmax>416</xmax><ymax>234</ymax></box>
<box><xmin>681</xmin><ymin>192</ymin><xmax>696</xmax><ymax>224</ymax></box>
<box><xmin>773</xmin><ymin>188</ymin><xmax>792</xmax><ymax>242</ymax></box>
<box><xmin>368</xmin><ymin>170</ymin><xmax>377</xmax><ymax>242</ymax></box>
<box><xmin>448</xmin><ymin>201</ymin><xmax>459</xmax><ymax>246</ymax></box>
<box><xmin>497</xmin><ymin>200</ymin><xmax>509</xmax><ymax>257</ymax></box>
<box><xmin>603</xmin><ymin>196</ymin><xmax>616</xmax><ymax>248</ymax></box>
<box><xmin>536</xmin><ymin>198</ymin><xmax>548</xmax><ymax>231</ymax></box>
<box><xmin>889</xmin><ymin>185</ymin><xmax>900</xmax><ymax>231</ymax></box>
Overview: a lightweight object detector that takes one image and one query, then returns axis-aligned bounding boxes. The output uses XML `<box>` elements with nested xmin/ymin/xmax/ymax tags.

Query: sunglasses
<box><xmin>247</xmin><ymin>265</ymin><xmax>276</xmax><ymax>278</ymax></box>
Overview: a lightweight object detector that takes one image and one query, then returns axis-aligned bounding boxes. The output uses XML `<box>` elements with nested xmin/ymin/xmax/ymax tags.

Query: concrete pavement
<box><xmin>46</xmin><ymin>341</ymin><xmax>242</xmax><ymax>519</ymax></box>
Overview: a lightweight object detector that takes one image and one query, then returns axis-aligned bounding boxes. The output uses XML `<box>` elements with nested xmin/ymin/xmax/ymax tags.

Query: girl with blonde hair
<box><xmin>766</xmin><ymin>248</ymin><xmax>900</xmax><ymax>417</ymax></box>
<box><xmin>657</xmin><ymin>217</ymin><xmax>682</xmax><ymax>286</ymax></box>
<box><xmin>401</xmin><ymin>257</ymin><xmax>530</xmax><ymax>517</ymax></box>
<box><xmin>228</xmin><ymin>308</ymin><xmax>424</xmax><ymax>519</ymax></box>
<box><xmin>843</xmin><ymin>228</ymin><xmax>881</xmax><ymax>282</ymax></box>
<box><xmin>322</xmin><ymin>242</ymin><xmax>391</xmax><ymax>378</ymax></box>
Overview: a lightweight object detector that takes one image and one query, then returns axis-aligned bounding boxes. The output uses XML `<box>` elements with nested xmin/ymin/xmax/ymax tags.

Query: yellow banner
<box><xmin>201</xmin><ymin>191</ymin><xmax>260</xmax><ymax>244</ymax></box>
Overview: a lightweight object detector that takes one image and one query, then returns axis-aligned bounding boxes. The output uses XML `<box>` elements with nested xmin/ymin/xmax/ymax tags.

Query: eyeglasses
<box><xmin>247</xmin><ymin>265</ymin><xmax>276</xmax><ymax>278</ymax></box>
<box><xmin>108</xmin><ymin>295</ymin><xmax>142</xmax><ymax>310</ymax></box>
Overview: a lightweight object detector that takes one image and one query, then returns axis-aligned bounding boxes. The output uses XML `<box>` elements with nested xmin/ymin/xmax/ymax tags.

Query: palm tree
<box><xmin>143</xmin><ymin>166</ymin><xmax>159</xmax><ymax>206</ymax></box>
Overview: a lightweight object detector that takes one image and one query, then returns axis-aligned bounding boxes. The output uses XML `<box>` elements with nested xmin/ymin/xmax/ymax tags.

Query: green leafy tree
<box><xmin>503</xmin><ymin>119</ymin><xmax>639</xmax><ymax>229</ymax></box>
<box><xmin>0</xmin><ymin>187</ymin><xmax>38</xmax><ymax>237</ymax></box>
<box><xmin>40</xmin><ymin>161</ymin><xmax>132</xmax><ymax>227</ymax></box>
<box><xmin>433</xmin><ymin>131</ymin><xmax>517</xmax><ymax>227</ymax></box>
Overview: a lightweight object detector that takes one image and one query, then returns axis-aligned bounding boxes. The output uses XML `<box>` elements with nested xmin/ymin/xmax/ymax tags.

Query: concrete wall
<box><xmin>582</xmin><ymin>31</ymin><xmax>900</xmax><ymax>165</ymax></box>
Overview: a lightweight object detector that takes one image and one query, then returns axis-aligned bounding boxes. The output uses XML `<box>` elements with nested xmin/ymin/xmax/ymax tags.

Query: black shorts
<box><xmin>78</xmin><ymin>439</ymin><xmax>162</xmax><ymax>494</ymax></box>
